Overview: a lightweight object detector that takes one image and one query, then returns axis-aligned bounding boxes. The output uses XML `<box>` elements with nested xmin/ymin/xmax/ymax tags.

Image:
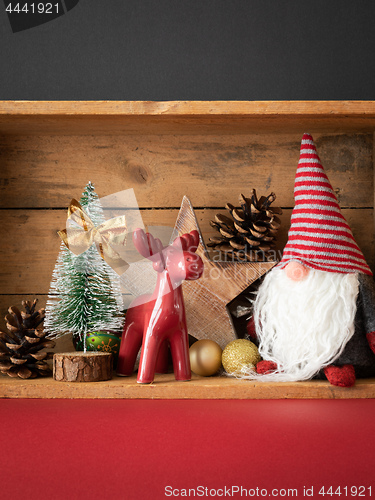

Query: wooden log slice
<box><xmin>53</xmin><ymin>352</ymin><xmax>113</xmax><ymax>382</ymax></box>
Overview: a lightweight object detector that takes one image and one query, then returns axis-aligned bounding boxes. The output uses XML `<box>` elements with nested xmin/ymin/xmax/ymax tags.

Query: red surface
<box><xmin>1</xmin><ymin>399</ymin><xmax>375</xmax><ymax>500</ymax></box>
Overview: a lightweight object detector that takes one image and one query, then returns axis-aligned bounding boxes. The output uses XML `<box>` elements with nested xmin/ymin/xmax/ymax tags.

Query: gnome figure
<box><xmin>248</xmin><ymin>133</ymin><xmax>375</xmax><ymax>388</ymax></box>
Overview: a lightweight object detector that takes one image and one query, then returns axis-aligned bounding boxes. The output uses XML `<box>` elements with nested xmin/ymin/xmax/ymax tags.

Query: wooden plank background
<box><xmin>0</xmin><ymin>133</ymin><xmax>372</xmax><ymax>208</ymax></box>
<box><xmin>2</xmin><ymin>101</ymin><xmax>375</xmax><ymax>136</ymax></box>
<box><xmin>0</xmin><ymin>129</ymin><xmax>373</xmax><ymax>348</ymax></box>
<box><xmin>0</xmin><ymin>208</ymin><xmax>372</xmax><ymax>295</ymax></box>
<box><xmin>2</xmin><ymin>100</ymin><xmax>375</xmax><ymax>116</ymax></box>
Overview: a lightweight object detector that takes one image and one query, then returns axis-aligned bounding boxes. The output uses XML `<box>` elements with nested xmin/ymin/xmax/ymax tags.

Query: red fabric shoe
<box><xmin>324</xmin><ymin>364</ymin><xmax>356</xmax><ymax>388</ymax></box>
<box><xmin>256</xmin><ymin>360</ymin><xmax>278</xmax><ymax>375</ymax></box>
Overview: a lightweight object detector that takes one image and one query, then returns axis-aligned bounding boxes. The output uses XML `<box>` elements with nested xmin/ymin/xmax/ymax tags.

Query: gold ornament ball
<box><xmin>222</xmin><ymin>339</ymin><xmax>261</xmax><ymax>375</ymax></box>
<box><xmin>189</xmin><ymin>339</ymin><xmax>223</xmax><ymax>376</ymax></box>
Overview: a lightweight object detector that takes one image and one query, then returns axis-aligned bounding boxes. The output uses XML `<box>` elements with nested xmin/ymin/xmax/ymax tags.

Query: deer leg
<box><xmin>137</xmin><ymin>330</ymin><xmax>163</xmax><ymax>384</ymax></box>
<box><xmin>169</xmin><ymin>330</ymin><xmax>191</xmax><ymax>381</ymax></box>
<box><xmin>155</xmin><ymin>340</ymin><xmax>169</xmax><ymax>374</ymax></box>
<box><xmin>117</xmin><ymin>311</ymin><xmax>143</xmax><ymax>377</ymax></box>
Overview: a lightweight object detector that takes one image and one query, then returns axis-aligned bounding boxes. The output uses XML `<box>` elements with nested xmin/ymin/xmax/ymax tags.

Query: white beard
<box><xmin>244</xmin><ymin>268</ymin><xmax>359</xmax><ymax>382</ymax></box>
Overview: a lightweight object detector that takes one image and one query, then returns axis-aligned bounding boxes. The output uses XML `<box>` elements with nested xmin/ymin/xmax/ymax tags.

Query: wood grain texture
<box><xmin>1</xmin><ymin>101</ymin><xmax>375</xmax><ymax>136</ymax></box>
<box><xmin>373</xmin><ymin>131</ymin><xmax>375</xmax><ymax>237</ymax></box>
<box><xmin>0</xmin><ymin>101</ymin><xmax>374</xmax><ymax>398</ymax></box>
<box><xmin>2</xmin><ymin>101</ymin><xmax>375</xmax><ymax>116</ymax></box>
<box><xmin>0</xmin><ymin>208</ymin><xmax>373</xmax><ymax>294</ymax></box>
<box><xmin>0</xmin><ymin>373</ymin><xmax>374</xmax><ymax>399</ymax></box>
<box><xmin>53</xmin><ymin>352</ymin><xmax>113</xmax><ymax>382</ymax></box>
<box><xmin>0</xmin><ymin>133</ymin><xmax>372</xmax><ymax>208</ymax></box>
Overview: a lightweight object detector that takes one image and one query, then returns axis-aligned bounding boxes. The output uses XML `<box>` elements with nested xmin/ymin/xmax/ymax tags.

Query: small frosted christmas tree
<box><xmin>44</xmin><ymin>182</ymin><xmax>124</xmax><ymax>350</ymax></box>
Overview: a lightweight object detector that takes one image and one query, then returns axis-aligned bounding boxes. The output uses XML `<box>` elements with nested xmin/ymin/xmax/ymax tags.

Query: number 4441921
<box><xmin>319</xmin><ymin>486</ymin><xmax>372</xmax><ymax>496</ymax></box>
<box><xmin>5</xmin><ymin>3</ymin><xmax>59</xmax><ymax>14</ymax></box>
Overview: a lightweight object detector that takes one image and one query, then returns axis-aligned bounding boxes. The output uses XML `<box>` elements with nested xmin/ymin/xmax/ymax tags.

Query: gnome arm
<box><xmin>246</xmin><ymin>315</ymin><xmax>258</xmax><ymax>341</ymax></box>
<box><xmin>358</xmin><ymin>274</ymin><xmax>375</xmax><ymax>354</ymax></box>
<box><xmin>367</xmin><ymin>333</ymin><xmax>375</xmax><ymax>354</ymax></box>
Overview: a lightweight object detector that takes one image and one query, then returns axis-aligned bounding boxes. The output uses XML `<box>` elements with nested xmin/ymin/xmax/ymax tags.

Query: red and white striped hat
<box><xmin>277</xmin><ymin>133</ymin><xmax>372</xmax><ymax>276</ymax></box>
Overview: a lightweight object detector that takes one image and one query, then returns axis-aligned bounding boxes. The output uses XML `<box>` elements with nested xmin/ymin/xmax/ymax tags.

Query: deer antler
<box><xmin>133</xmin><ymin>228</ymin><xmax>164</xmax><ymax>260</ymax></box>
<box><xmin>189</xmin><ymin>230</ymin><xmax>200</xmax><ymax>252</ymax></box>
<box><xmin>173</xmin><ymin>230</ymin><xmax>200</xmax><ymax>253</ymax></box>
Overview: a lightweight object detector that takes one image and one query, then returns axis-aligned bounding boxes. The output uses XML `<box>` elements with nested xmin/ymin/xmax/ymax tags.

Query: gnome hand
<box><xmin>366</xmin><ymin>331</ymin><xmax>375</xmax><ymax>355</ymax></box>
<box><xmin>256</xmin><ymin>360</ymin><xmax>278</xmax><ymax>375</ymax></box>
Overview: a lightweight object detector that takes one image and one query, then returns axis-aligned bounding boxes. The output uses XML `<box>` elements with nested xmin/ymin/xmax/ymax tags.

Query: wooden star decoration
<box><xmin>172</xmin><ymin>197</ymin><xmax>276</xmax><ymax>349</ymax></box>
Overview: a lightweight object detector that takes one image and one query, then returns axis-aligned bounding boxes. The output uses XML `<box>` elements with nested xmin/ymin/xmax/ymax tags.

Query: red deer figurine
<box><xmin>117</xmin><ymin>229</ymin><xmax>204</xmax><ymax>383</ymax></box>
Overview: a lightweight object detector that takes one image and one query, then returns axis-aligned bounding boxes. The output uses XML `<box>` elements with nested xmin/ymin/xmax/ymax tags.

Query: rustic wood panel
<box><xmin>3</xmin><ymin>100</ymin><xmax>375</xmax><ymax>116</ymax></box>
<box><xmin>1</xmin><ymin>101</ymin><xmax>375</xmax><ymax>136</ymax></box>
<box><xmin>0</xmin><ymin>295</ymin><xmax>81</xmax><ymax>353</ymax></box>
<box><xmin>0</xmin><ymin>295</ymin><xmax>47</xmax><ymax>332</ymax></box>
<box><xmin>3</xmin><ymin>116</ymin><xmax>375</xmax><ymax>136</ymax></box>
<box><xmin>0</xmin><ymin>102</ymin><xmax>374</xmax><ymax>399</ymax></box>
<box><xmin>374</xmin><ymin>131</ymin><xmax>375</xmax><ymax>236</ymax></box>
<box><xmin>0</xmin><ymin>208</ymin><xmax>373</xmax><ymax>294</ymax></box>
<box><xmin>0</xmin><ymin>133</ymin><xmax>372</xmax><ymax>208</ymax></box>
<box><xmin>0</xmin><ymin>373</ymin><xmax>375</xmax><ymax>399</ymax></box>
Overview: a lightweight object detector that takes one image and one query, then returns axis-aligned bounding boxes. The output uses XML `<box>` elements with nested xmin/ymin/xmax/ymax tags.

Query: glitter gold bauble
<box><xmin>189</xmin><ymin>339</ymin><xmax>223</xmax><ymax>376</ymax></box>
<box><xmin>222</xmin><ymin>339</ymin><xmax>261</xmax><ymax>375</ymax></box>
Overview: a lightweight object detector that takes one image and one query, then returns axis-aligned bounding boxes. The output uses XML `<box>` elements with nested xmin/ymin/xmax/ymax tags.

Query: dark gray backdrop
<box><xmin>1</xmin><ymin>0</ymin><xmax>374</xmax><ymax>100</ymax></box>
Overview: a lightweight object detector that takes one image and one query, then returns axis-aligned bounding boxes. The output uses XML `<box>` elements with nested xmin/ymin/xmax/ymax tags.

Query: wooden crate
<box><xmin>0</xmin><ymin>100</ymin><xmax>375</xmax><ymax>399</ymax></box>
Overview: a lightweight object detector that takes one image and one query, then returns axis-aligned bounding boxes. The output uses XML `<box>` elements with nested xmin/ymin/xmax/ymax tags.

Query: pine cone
<box><xmin>0</xmin><ymin>299</ymin><xmax>55</xmax><ymax>379</ymax></box>
<box><xmin>207</xmin><ymin>190</ymin><xmax>282</xmax><ymax>261</ymax></box>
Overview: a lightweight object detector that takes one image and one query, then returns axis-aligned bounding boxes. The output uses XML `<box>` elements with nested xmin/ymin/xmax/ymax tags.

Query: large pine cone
<box><xmin>207</xmin><ymin>190</ymin><xmax>282</xmax><ymax>261</ymax></box>
<box><xmin>0</xmin><ymin>299</ymin><xmax>55</xmax><ymax>379</ymax></box>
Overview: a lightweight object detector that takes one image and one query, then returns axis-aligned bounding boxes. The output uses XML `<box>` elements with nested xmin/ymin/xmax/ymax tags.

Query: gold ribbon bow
<box><xmin>58</xmin><ymin>199</ymin><xmax>129</xmax><ymax>275</ymax></box>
